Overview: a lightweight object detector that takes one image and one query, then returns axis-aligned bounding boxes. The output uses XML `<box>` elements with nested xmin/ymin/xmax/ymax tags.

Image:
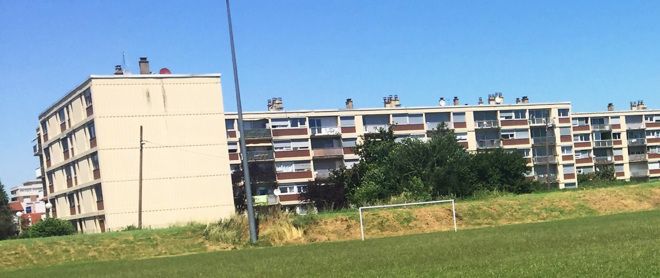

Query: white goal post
<box><xmin>359</xmin><ymin>199</ymin><xmax>457</xmax><ymax>241</ymax></box>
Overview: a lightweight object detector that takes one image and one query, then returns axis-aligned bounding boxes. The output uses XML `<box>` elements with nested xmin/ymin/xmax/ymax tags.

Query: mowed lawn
<box><xmin>4</xmin><ymin>210</ymin><xmax>659</xmax><ymax>277</ymax></box>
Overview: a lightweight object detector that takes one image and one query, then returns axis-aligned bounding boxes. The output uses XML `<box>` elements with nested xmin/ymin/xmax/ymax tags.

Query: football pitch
<box><xmin>5</xmin><ymin>210</ymin><xmax>659</xmax><ymax>277</ymax></box>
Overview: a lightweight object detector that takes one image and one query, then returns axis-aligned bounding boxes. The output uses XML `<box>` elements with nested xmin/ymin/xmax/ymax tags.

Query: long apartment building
<box><xmin>570</xmin><ymin>102</ymin><xmax>660</xmax><ymax>180</ymax></box>
<box><xmin>225</xmin><ymin>95</ymin><xmax>579</xmax><ymax>212</ymax></box>
<box><xmin>34</xmin><ymin>59</ymin><xmax>235</xmax><ymax>233</ymax></box>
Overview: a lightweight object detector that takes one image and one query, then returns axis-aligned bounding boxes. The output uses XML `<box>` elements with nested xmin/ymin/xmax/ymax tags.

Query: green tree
<box><xmin>0</xmin><ymin>180</ymin><xmax>17</xmax><ymax>240</ymax></box>
<box><xmin>23</xmin><ymin>218</ymin><xmax>75</xmax><ymax>238</ymax></box>
<box><xmin>471</xmin><ymin>149</ymin><xmax>532</xmax><ymax>193</ymax></box>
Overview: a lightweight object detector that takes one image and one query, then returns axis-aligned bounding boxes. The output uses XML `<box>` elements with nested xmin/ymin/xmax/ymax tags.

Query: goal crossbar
<box><xmin>359</xmin><ymin>199</ymin><xmax>457</xmax><ymax>241</ymax></box>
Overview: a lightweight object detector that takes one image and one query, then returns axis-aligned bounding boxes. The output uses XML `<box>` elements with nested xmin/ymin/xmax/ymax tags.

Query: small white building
<box><xmin>10</xmin><ymin>180</ymin><xmax>46</xmax><ymax>215</ymax></box>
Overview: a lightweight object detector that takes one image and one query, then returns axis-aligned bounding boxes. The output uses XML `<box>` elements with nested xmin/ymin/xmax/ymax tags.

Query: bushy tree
<box><xmin>23</xmin><ymin>218</ymin><xmax>75</xmax><ymax>238</ymax></box>
<box><xmin>471</xmin><ymin>149</ymin><xmax>532</xmax><ymax>193</ymax></box>
<box><xmin>303</xmin><ymin>177</ymin><xmax>347</xmax><ymax>211</ymax></box>
<box><xmin>0</xmin><ymin>180</ymin><xmax>17</xmax><ymax>240</ymax></box>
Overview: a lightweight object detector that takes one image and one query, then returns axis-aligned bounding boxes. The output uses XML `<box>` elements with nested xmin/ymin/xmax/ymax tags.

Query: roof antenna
<box><xmin>122</xmin><ymin>51</ymin><xmax>132</xmax><ymax>74</ymax></box>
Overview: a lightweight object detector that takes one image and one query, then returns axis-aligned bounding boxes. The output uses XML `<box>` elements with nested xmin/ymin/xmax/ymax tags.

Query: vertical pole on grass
<box><xmin>138</xmin><ymin>125</ymin><xmax>144</xmax><ymax>229</ymax></box>
<box><xmin>359</xmin><ymin>207</ymin><xmax>365</xmax><ymax>241</ymax></box>
<box><xmin>225</xmin><ymin>0</ymin><xmax>258</xmax><ymax>244</ymax></box>
<box><xmin>452</xmin><ymin>199</ymin><xmax>457</xmax><ymax>232</ymax></box>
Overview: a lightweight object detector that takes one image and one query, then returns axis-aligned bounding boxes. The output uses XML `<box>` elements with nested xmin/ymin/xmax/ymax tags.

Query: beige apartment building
<box><xmin>35</xmin><ymin>61</ymin><xmax>235</xmax><ymax>233</ymax></box>
<box><xmin>571</xmin><ymin>102</ymin><xmax>660</xmax><ymax>180</ymax></box>
<box><xmin>225</xmin><ymin>95</ymin><xmax>579</xmax><ymax>211</ymax></box>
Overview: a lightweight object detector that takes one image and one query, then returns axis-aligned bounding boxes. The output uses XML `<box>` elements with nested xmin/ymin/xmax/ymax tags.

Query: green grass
<box><xmin>3</xmin><ymin>210</ymin><xmax>659</xmax><ymax>277</ymax></box>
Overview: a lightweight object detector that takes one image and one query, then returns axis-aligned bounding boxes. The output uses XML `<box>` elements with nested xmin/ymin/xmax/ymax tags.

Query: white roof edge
<box><xmin>89</xmin><ymin>73</ymin><xmax>222</xmax><ymax>79</ymax></box>
<box><xmin>573</xmin><ymin>109</ymin><xmax>660</xmax><ymax>115</ymax></box>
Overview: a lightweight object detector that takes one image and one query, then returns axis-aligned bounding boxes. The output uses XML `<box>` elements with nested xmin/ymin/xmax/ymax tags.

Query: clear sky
<box><xmin>1</xmin><ymin>1</ymin><xmax>659</xmax><ymax>187</ymax></box>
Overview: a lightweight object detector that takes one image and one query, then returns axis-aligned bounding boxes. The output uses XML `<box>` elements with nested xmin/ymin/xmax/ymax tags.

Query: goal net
<box><xmin>358</xmin><ymin>199</ymin><xmax>457</xmax><ymax>241</ymax></box>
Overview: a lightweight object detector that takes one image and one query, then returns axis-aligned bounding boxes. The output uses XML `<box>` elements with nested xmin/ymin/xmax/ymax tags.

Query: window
<box><xmin>41</xmin><ymin>121</ymin><xmax>48</xmax><ymax>134</ymax></box>
<box><xmin>615</xmin><ymin>164</ymin><xmax>625</xmax><ymax>172</ymax></box>
<box><xmin>291</xmin><ymin>140</ymin><xmax>309</xmax><ymax>150</ymax></box>
<box><xmin>25</xmin><ymin>207</ymin><xmax>32</xmax><ymax>213</ymax></box>
<box><xmin>575</xmin><ymin>150</ymin><xmax>590</xmax><ymax>158</ymax></box>
<box><xmin>610</xmin><ymin>116</ymin><xmax>620</xmax><ymax>124</ymax></box>
<box><xmin>612</xmin><ymin>133</ymin><xmax>621</xmax><ymax>140</ymax></box>
<box><xmin>572</xmin><ymin>117</ymin><xmax>589</xmax><ymax>126</ymax></box>
<box><xmin>392</xmin><ymin>114</ymin><xmax>423</xmax><ymax>125</ymax></box>
<box><xmin>44</xmin><ymin>147</ymin><xmax>51</xmax><ymax>161</ymax></box>
<box><xmin>517</xmin><ymin>149</ymin><xmax>531</xmax><ymax>157</ymax></box>
<box><xmin>275</xmin><ymin>161</ymin><xmax>311</xmax><ymax>172</ymax></box>
<box><xmin>558</xmin><ymin>109</ymin><xmax>570</xmax><ymax>117</ymax></box>
<box><xmin>83</xmin><ymin>89</ymin><xmax>92</xmax><ymax>107</ymax></box>
<box><xmin>561</xmin><ymin>146</ymin><xmax>573</xmax><ymax>155</ymax></box>
<box><xmin>453</xmin><ymin>112</ymin><xmax>466</xmax><ymax>122</ymax></box>
<box><xmin>61</xmin><ymin>137</ymin><xmax>69</xmax><ymax>152</ymax></box>
<box><xmin>559</xmin><ymin>127</ymin><xmax>571</xmax><ymax>136</ymax></box>
<box><xmin>68</xmin><ymin>194</ymin><xmax>76</xmax><ymax>208</ymax></box>
<box><xmin>613</xmin><ymin>148</ymin><xmax>623</xmax><ymax>156</ymax></box>
<box><xmin>563</xmin><ymin>165</ymin><xmax>575</xmax><ymax>174</ymax></box>
<box><xmin>647</xmin><ymin>130</ymin><xmax>660</xmax><ymax>138</ymax></box>
<box><xmin>271</xmin><ymin>118</ymin><xmax>306</xmax><ymax>128</ymax></box>
<box><xmin>649</xmin><ymin>146</ymin><xmax>660</xmax><ymax>154</ymax></box>
<box><xmin>275</xmin><ymin>140</ymin><xmax>309</xmax><ymax>151</ymax></box>
<box><xmin>577</xmin><ymin>167</ymin><xmax>594</xmax><ymax>174</ymax></box>
<box><xmin>650</xmin><ymin>162</ymin><xmax>660</xmax><ymax>170</ymax></box>
<box><xmin>225</xmin><ymin>119</ymin><xmax>235</xmax><ymax>130</ymax></box>
<box><xmin>644</xmin><ymin>115</ymin><xmax>655</xmax><ymax>122</ymax></box>
<box><xmin>500</xmin><ymin>110</ymin><xmax>526</xmax><ymax>120</ymax></box>
<box><xmin>94</xmin><ymin>185</ymin><xmax>104</xmax><ymax>201</ymax></box>
<box><xmin>573</xmin><ymin>134</ymin><xmax>590</xmax><ymax>142</ymax></box>
<box><xmin>290</xmin><ymin>118</ymin><xmax>306</xmax><ymax>127</ymax></box>
<box><xmin>279</xmin><ymin>185</ymin><xmax>296</xmax><ymax>194</ymax></box>
<box><xmin>58</xmin><ymin>109</ymin><xmax>66</xmax><ymax>124</ymax></box>
<box><xmin>91</xmin><ymin>154</ymin><xmax>99</xmax><ymax>170</ymax></box>
<box><xmin>501</xmin><ymin>130</ymin><xmax>515</xmax><ymax>140</ymax></box>
<box><xmin>340</xmin><ymin>116</ymin><xmax>355</xmax><ymax>127</ymax></box>
<box><xmin>342</xmin><ymin>138</ymin><xmax>357</xmax><ymax>148</ymax></box>
<box><xmin>455</xmin><ymin>133</ymin><xmax>468</xmax><ymax>141</ymax></box>
<box><xmin>228</xmin><ymin>142</ymin><xmax>238</xmax><ymax>153</ymax></box>
<box><xmin>88</xmin><ymin>123</ymin><xmax>96</xmax><ymax>140</ymax></box>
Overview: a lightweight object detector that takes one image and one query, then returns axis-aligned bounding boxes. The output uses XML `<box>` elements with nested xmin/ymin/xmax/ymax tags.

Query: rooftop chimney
<box><xmin>478</xmin><ymin>97</ymin><xmax>484</xmax><ymax>105</ymax></box>
<box><xmin>521</xmin><ymin>96</ymin><xmax>529</xmax><ymax>104</ymax></box>
<box><xmin>630</xmin><ymin>100</ymin><xmax>647</xmax><ymax>111</ymax></box>
<box><xmin>267</xmin><ymin>97</ymin><xmax>284</xmax><ymax>111</ymax></box>
<box><xmin>607</xmin><ymin>103</ymin><xmax>614</xmax><ymax>111</ymax></box>
<box><xmin>515</xmin><ymin>97</ymin><xmax>521</xmax><ymax>104</ymax></box>
<box><xmin>139</xmin><ymin>57</ymin><xmax>151</xmax><ymax>74</ymax></box>
<box><xmin>438</xmin><ymin>97</ymin><xmax>446</xmax><ymax>106</ymax></box>
<box><xmin>383</xmin><ymin>95</ymin><xmax>401</xmax><ymax>108</ymax></box>
<box><xmin>345</xmin><ymin>98</ymin><xmax>354</xmax><ymax>109</ymax></box>
<box><xmin>452</xmin><ymin>96</ymin><xmax>459</xmax><ymax>106</ymax></box>
<box><xmin>114</xmin><ymin>65</ymin><xmax>123</xmax><ymax>75</ymax></box>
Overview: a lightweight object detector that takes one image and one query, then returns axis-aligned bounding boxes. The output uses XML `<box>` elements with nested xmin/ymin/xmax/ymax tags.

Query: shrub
<box><xmin>24</xmin><ymin>218</ymin><xmax>75</xmax><ymax>238</ymax></box>
<box><xmin>204</xmin><ymin>214</ymin><xmax>248</xmax><ymax>246</ymax></box>
<box><xmin>292</xmin><ymin>213</ymin><xmax>319</xmax><ymax>229</ymax></box>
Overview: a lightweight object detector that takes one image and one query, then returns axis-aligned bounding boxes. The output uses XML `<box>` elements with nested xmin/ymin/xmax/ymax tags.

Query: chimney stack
<box><xmin>607</xmin><ymin>103</ymin><xmax>614</xmax><ymax>111</ymax></box>
<box><xmin>521</xmin><ymin>96</ymin><xmax>529</xmax><ymax>103</ymax></box>
<box><xmin>452</xmin><ymin>96</ymin><xmax>459</xmax><ymax>106</ymax></box>
<box><xmin>114</xmin><ymin>65</ymin><xmax>123</xmax><ymax>75</ymax></box>
<box><xmin>438</xmin><ymin>97</ymin><xmax>446</xmax><ymax>107</ymax></box>
<box><xmin>478</xmin><ymin>97</ymin><xmax>484</xmax><ymax>105</ymax></box>
<box><xmin>345</xmin><ymin>98</ymin><xmax>354</xmax><ymax>109</ymax></box>
<box><xmin>267</xmin><ymin>97</ymin><xmax>284</xmax><ymax>111</ymax></box>
<box><xmin>515</xmin><ymin>97</ymin><xmax>521</xmax><ymax>104</ymax></box>
<box><xmin>383</xmin><ymin>95</ymin><xmax>401</xmax><ymax>108</ymax></box>
<box><xmin>139</xmin><ymin>57</ymin><xmax>151</xmax><ymax>74</ymax></box>
<box><xmin>630</xmin><ymin>100</ymin><xmax>647</xmax><ymax>111</ymax></box>
<box><xmin>487</xmin><ymin>94</ymin><xmax>496</xmax><ymax>105</ymax></box>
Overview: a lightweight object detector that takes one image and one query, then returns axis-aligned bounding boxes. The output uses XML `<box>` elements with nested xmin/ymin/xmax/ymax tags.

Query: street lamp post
<box><xmin>15</xmin><ymin>211</ymin><xmax>23</xmax><ymax>234</ymax></box>
<box><xmin>45</xmin><ymin>202</ymin><xmax>53</xmax><ymax>219</ymax></box>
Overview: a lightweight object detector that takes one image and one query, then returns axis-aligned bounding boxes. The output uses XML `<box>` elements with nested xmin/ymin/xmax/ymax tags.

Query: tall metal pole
<box><xmin>225</xmin><ymin>0</ymin><xmax>258</xmax><ymax>244</ymax></box>
<box><xmin>138</xmin><ymin>125</ymin><xmax>144</xmax><ymax>229</ymax></box>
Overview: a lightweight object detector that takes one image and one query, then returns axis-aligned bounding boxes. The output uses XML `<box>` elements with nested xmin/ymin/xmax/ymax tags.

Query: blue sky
<box><xmin>1</xmin><ymin>1</ymin><xmax>659</xmax><ymax>187</ymax></box>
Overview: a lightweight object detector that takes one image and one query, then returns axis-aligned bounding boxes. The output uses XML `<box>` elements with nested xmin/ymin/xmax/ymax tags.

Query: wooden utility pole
<box><xmin>138</xmin><ymin>125</ymin><xmax>144</xmax><ymax>229</ymax></box>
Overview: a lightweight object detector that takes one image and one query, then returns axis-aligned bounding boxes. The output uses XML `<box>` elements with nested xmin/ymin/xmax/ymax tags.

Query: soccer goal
<box><xmin>358</xmin><ymin>199</ymin><xmax>457</xmax><ymax>241</ymax></box>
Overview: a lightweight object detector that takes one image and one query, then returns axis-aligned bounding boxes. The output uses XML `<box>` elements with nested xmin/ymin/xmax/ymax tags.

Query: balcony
<box><xmin>627</xmin><ymin>138</ymin><xmax>646</xmax><ymax>146</ymax></box>
<box><xmin>593</xmin><ymin>156</ymin><xmax>614</xmax><ymax>164</ymax></box>
<box><xmin>364</xmin><ymin>125</ymin><xmax>388</xmax><ymax>133</ymax></box>
<box><xmin>535</xmin><ymin>173</ymin><xmax>558</xmax><ymax>182</ymax></box>
<box><xmin>532</xmin><ymin>156</ymin><xmax>557</xmax><ymax>164</ymax></box>
<box><xmin>628</xmin><ymin>154</ymin><xmax>647</xmax><ymax>162</ymax></box>
<box><xmin>474</xmin><ymin>120</ymin><xmax>499</xmax><ymax>129</ymax></box>
<box><xmin>532</xmin><ymin>137</ymin><xmax>556</xmax><ymax>146</ymax></box>
<box><xmin>277</xmin><ymin>170</ymin><xmax>313</xmax><ymax>180</ymax></box>
<box><xmin>630</xmin><ymin>170</ymin><xmax>648</xmax><ymax>178</ymax></box>
<box><xmin>96</xmin><ymin>200</ymin><xmax>104</xmax><ymax>211</ymax></box>
<box><xmin>310</xmin><ymin>127</ymin><xmax>340</xmax><ymax>137</ymax></box>
<box><xmin>33</xmin><ymin>144</ymin><xmax>40</xmax><ymax>156</ymax></box>
<box><xmin>312</xmin><ymin>148</ymin><xmax>344</xmax><ymax>158</ymax></box>
<box><xmin>528</xmin><ymin>118</ymin><xmax>549</xmax><ymax>125</ymax></box>
<box><xmin>591</xmin><ymin>124</ymin><xmax>611</xmax><ymax>131</ymax></box>
<box><xmin>35</xmin><ymin>167</ymin><xmax>42</xmax><ymax>179</ymax></box>
<box><xmin>244</xmin><ymin>129</ymin><xmax>272</xmax><ymax>139</ymax></box>
<box><xmin>246</xmin><ymin>150</ymin><xmax>274</xmax><ymax>161</ymax></box>
<box><xmin>626</xmin><ymin>123</ymin><xmax>645</xmax><ymax>130</ymax></box>
<box><xmin>477</xmin><ymin>139</ymin><xmax>501</xmax><ymax>149</ymax></box>
<box><xmin>593</xmin><ymin>140</ymin><xmax>613</xmax><ymax>148</ymax></box>
<box><xmin>315</xmin><ymin>169</ymin><xmax>332</xmax><ymax>179</ymax></box>
<box><xmin>253</xmin><ymin>194</ymin><xmax>279</xmax><ymax>206</ymax></box>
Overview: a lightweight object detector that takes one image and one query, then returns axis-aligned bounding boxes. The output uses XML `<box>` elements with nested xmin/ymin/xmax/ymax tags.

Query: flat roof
<box><xmin>573</xmin><ymin>109</ymin><xmax>660</xmax><ymax>116</ymax></box>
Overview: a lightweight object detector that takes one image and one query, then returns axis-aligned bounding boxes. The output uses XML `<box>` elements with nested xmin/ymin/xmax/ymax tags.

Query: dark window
<box><xmin>94</xmin><ymin>185</ymin><xmax>104</xmax><ymax>201</ymax></box>
<box><xmin>58</xmin><ymin>109</ymin><xmax>66</xmax><ymax>124</ymax></box>
<box><xmin>62</xmin><ymin>137</ymin><xmax>69</xmax><ymax>151</ymax></box>
<box><xmin>83</xmin><ymin>89</ymin><xmax>92</xmax><ymax>107</ymax></box>
<box><xmin>68</xmin><ymin>194</ymin><xmax>76</xmax><ymax>208</ymax></box>
<box><xmin>91</xmin><ymin>154</ymin><xmax>99</xmax><ymax>170</ymax></box>
<box><xmin>41</xmin><ymin>122</ymin><xmax>48</xmax><ymax>133</ymax></box>
<box><xmin>88</xmin><ymin>123</ymin><xmax>96</xmax><ymax>139</ymax></box>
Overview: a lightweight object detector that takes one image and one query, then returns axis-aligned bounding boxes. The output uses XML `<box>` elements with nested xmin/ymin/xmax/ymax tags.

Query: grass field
<box><xmin>3</xmin><ymin>210</ymin><xmax>659</xmax><ymax>277</ymax></box>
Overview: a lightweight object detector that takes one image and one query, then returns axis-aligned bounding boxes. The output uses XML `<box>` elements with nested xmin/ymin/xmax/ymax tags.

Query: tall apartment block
<box><xmin>225</xmin><ymin>95</ymin><xmax>578</xmax><ymax>212</ymax></box>
<box><xmin>570</xmin><ymin>102</ymin><xmax>660</xmax><ymax>179</ymax></box>
<box><xmin>34</xmin><ymin>59</ymin><xmax>235</xmax><ymax>233</ymax></box>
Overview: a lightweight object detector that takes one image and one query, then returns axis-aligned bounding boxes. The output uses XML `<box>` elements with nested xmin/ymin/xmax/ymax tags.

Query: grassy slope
<box><xmin>1</xmin><ymin>181</ymin><xmax>658</xmax><ymax>271</ymax></box>
<box><xmin>4</xmin><ymin>210</ymin><xmax>659</xmax><ymax>277</ymax></box>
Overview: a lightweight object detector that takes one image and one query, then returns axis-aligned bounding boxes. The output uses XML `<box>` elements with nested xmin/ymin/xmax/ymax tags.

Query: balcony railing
<box><xmin>528</xmin><ymin>118</ymin><xmax>549</xmax><ymax>125</ymax></box>
<box><xmin>532</xmin><ymin>137</ymin><xmax>556</xmax><ymax>145</ymax></box>
<box><xmin>364</xmin><ymin>125</ymin><xmax>388</xmax><ymax>133</ymax></box>
<box><xmin>628</xmin><ymin>154</ymin><xmax>647</xmax><ymax>162</ymax></box>
<box><xmin>310</xmin><ymin>127</ymin><xmax>340</xmax><ymax>136</ymax></box>
<box><xmin>426</xmin><ymin>122</ymin><xmax>452</xmax><ymax>130</ymax></box>
<box><xmin>253</xmin><ymin>194</ymin><xmax>279</xmax><ymax>206</ymax></box>
<box><xmin>627</xmin><ymin>138</ymin><xmax>646</xmax><ymax>146</ymax></box>
<box><xmin>312</xmin><ymin>148</ymin><xmax>344</xmax><ymax>157</ymax></box>
<box><xmin>35</xmin><ymin>168</ymin><xmax>42</xmax><ymax>179</ymax></box>
<box><xmin>593</xmin><ymin>156</ymin><xmax>614</xmax><ymax>164</ymax></box>
<box><xmin>593</xmin><ymin>140</ymin><xmax>613</xmax><ymax>148</ymax></box>
<box><xmin>33</xmin><ymin>144</ymin><xmax>40</xmax><ymax>156</ymax></box>
<box><xmin>631</xmin><ymin>170</ymin><xmax>648</xmax><ymax>177</ymax></box>
<box><xmin>474</xmin><ymin>120</ymin><xmax>499</xmax><ymax>129</ymax></box>
<box><xmin>532</xmin><ymin>156</ymin><xmax>557</xmax><ymax>164</ymax></box>
<box><xmin>244</xmin><ymin>129</ymin><xmax>272</xmax><ymax>139</ymax></box>
<box><xmin>590</xmin><ymin>124</ymin><xmax>611</xmax><ymax>131</ymax></box>
<box><xmin>477</xmin><ymin>139</ymin><xmax>501</xmax><ymax>149</ymax></box>
<box><xmin>535</xmin><ymin>173</ymin><xmax>558</xmax><ymax>181</ymax></box>
<box><xmin>246</xmin><ymin>150</ymin><xmax>274</xmax><ymax>161</ymax></box>
<box><xmin>315</xmin><ymin>169</ymin><xmax>332</xmax><ymax>179</ymax></box>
